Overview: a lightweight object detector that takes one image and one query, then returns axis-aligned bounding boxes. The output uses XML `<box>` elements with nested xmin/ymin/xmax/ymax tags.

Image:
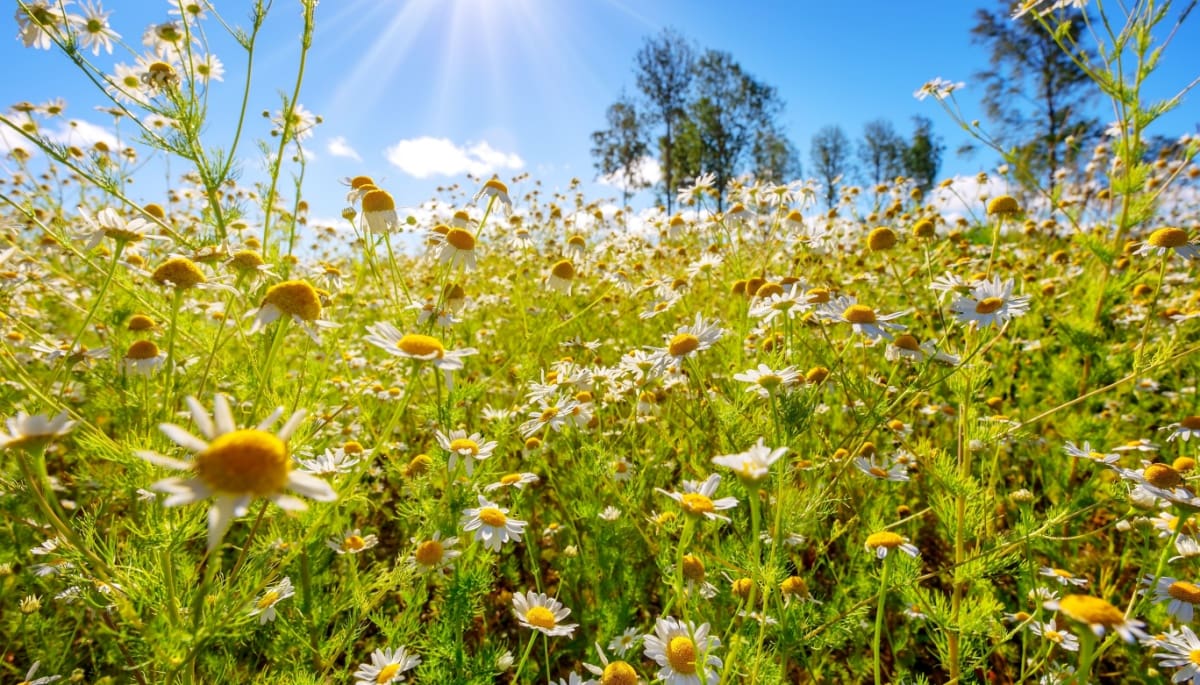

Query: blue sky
<box><xmin>3</xmin><ymin>0</ymin><xmax>1198</xmax><ymax>223</ymax></box>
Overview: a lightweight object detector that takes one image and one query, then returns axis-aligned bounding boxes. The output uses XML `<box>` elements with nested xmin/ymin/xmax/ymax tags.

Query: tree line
<box><xmin>593</xmin><ymin>1</ymin><xmax>1137</xmax><ymax>212</ymax></box>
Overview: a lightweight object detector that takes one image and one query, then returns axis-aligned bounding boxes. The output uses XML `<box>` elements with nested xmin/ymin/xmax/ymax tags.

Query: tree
<box><xmin>970</xmin><ymin>1</ymin><xmax>1100</xmax><ymax>196</ymax></box>
<box><xmin>857</xmin><ymin>119</ymin><xmax>906</xmax><ymax>187</ymax></box>
<box><xmin>591</xmin><ymin>93</ymin><xmax>651</xmax><ymax>207</ymax></box>
<box><xmin>903</xmin><ymin>116</ymin><xmax>944</xmax><ymax>194</ymax></box>
<box><xmin>753</xmin><ymin>128</ymin><xmax>800</xmax><ymax>185</ymax></box>
<box><xmin>810</xmin><ymin>125</ymin><xmax>851</xmax><ymax>209</ymax></box>
<box><xmin>635</xmin><ymin>29</ymin><xmax>694</xmax><ymax>213</ymax></box>
<box><xmin>679</xmin><ymin>49</ymin><xmax>789</xmax><ymax>211</ymax></box>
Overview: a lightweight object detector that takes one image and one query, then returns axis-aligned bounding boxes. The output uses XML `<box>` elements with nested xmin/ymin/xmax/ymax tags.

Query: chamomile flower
<box><xmin>855</xmin><ymin>455</ymin><xmax>911</xmax><ymax>482</ymax></box>
<box><xmin>1044</xmin><ymin>594</ymin><xmax>1148</xmax><ymax>642</ymax></box>
<box><xmin>711</xmin><ymin>438</ymin><xmax>788</xmax><ymax>482</ymax></box>
<box><xmin>16</xmin><ymin>1</ymin><xmax>69</xmax><ymax>50</ymax></box>
<box><xmin>12</xmin><ymin>661</ymin><xmax>61</xmax><ymax>685</ymax></box>
<box><xmin>78</xmin><ymin>205</ymin><xmax>164</xmax><ymax>250</ymax></box>
<box><xmin>407</xmin><ymin>531</ymin><xmax>461</xmax><ymax>573</ymax></box>
<box><xmin>1163</xmin><ymin>417</ymin><xmax>1200</xmax><ymax>442</ymax></box>
<box><xmin>327</xmin><ymin>529</ymin><xmax>379</xmax><ymax>555</ymax></box>
<box><xmin>0</xmin><ymin>410</ymin><xmax>75</xmax><ymax>451</ymax></box>
<box><xmin>435</xmin><ymin>428</ymin><xmax>498</xmax><ymax>476</ymax></box>
<box><xmin>352</xmin><ymin>646</ymin><xmax>421</xmax><ymax>685</ymax></box>
<box><xmin>1029</xmin><ymin>619</ymin><xmax>1079</xmax><ymax>652</ymax></box>
<box><xmin>607</xmin><ymin>628</ymin><xmax>642</xmax><ymax>656</ymax></box>
<box><xmin>655</xmin><ymin>473</ymin><xmax>738</xmax><ymax>523</ymax></box>
<box><xmin>821</xmin><ymin>297</ymin><xmax>908</xmax><ymax>341</ymax></box>
<box><xmin>136</xmin><ymin>394</ymin><xmax>336</xmax><ymax>550</ymax></box>
<box><xmin>547</xmin><ymin>259</ymin><xmax>577</xmax><ymax>293</ymax></box>
<box><xmin>865</xmin><ymin>531</ymin><xmax>919</xmax><ymax>559</ymax></box>
<box><xmin>513</xmin><ymin>590</ymin><xmax>578</xmax><ymax>637</ymax></box>
<box><xmin>949</xmin><ymin>277</ymin><xmax>1031</xmax><ymax>329</ymax></box>
<box><xmin>248</xmin><ymin>280</ymin><xmax>339</xmax><ymax>344</ymax></box>
<box><xmin>474</xmin><ymin>178</ymin><xmax>512</xmax><ymax>212</ymax></box>
<box><xmin>1062</xmin><ymin>440</ymin><xmax>1120</xmax><ymax>465</ymax></box>
<box><xmin>484</xmin><ymin>472</ymin><xmax>540</xmax><ymax>492</ymax></box>
<box><xmin>249</xmin><ymin>576</ymin><xmax>293</xmax><ymax>624</ymax></box>
<box><xmin>461</xmin><ymin>495</ymin><xmax>527</xmax><ymax>552</ymax></box>
<box><xmin>439</xmin><ymin>227</ymin><xmax>479</xmax><ymax>270</ymax></box>
<box><xmin>653</xmin><ymin>314</ymin><xmax>724</xmax><ymax>371</ymax></box>
<box><xmin>360</xmin><ymin>188</ymin><xmax>399</xmax><ymax>234</ymax></box>
<box><xmin>1039</xmin><ymin>567</ymin><xmax>1089</xmax><ymax>587</ymax></box>
<box><xmin>643</xmin><ymin>616</ymin><xmax>722</xmax><ymax>685</ymax></box>
<box><xmin>732</xmin><ymin>364</ymin><xmax>801</xmax><ymax>398</ymax></box>
<box><xmin>1134</xmin><ymin>227</ymin><xmax>1199</xmax><ymax>260</ymax></box>
<box><xmin>122</xmin><ymin>339</ymin><xmax>166</xmax><ymax>376</ymax></box>
<box><xmin>73</xmin><ymin>1</ymin><xmax>118</xmax><ymax>56</ymax></box>
<box><xmin>364</xmin><ymin>323</ymin><xmax>478</xmax><ymax>372</ymax></box>
<box><xmin>1145</xmin><ymin>575</ymin><xmax>1200</xmax><ymax>622</ymax></box>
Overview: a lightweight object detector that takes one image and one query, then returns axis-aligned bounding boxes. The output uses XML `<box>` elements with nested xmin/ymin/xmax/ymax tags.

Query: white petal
<box><xmin>206</xmin><ymin>496</ymin><xmax>241</xmax><ymax>550</ymax></box>
<box><xmin>270</xmin><ymin>493</ymin><xmax>309</xmax><ymax>511</ymax></box>
<box><xmin>276</xmin><ymin>409</ymin><xmax>306</xmax><ymax>441</ymax></box>
<box><xmin>158</xmin><ymin>423</ymin><xmax>209</xmax><ymax>453</ymax></box>
<box><xmin>160</xmin><ymin>479</ymin><xmax>211</xmax><ymax>506</ymax></box>
<box><xmin>213</xmin><ymin>394</ymin><xmax>235</xmax><ymax>435</ymax></box>
<box><xmin>136</xmin><ymin>450</ymin><xmax>193</xmax><ymax>471</ymax></box>
<box><xmin>287</xmin><ymin>471</ymin><xmax>337</xmax><ymax>501</ymax></box>
<box><xmin>255</xmin><ymin>406</ymin><xmax>284</xmax><ymax>433</ymax></box>
<box><xmin>186</xmin><ymin>396</ymin><xmax>216</xmax><ymax>440</ymax></box>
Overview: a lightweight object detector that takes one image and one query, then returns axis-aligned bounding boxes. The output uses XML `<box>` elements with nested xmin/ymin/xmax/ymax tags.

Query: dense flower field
<box><xmin>3</xmin><ymin>1</ymin><xmax>1200</xmax><ymax>684</ymax></box>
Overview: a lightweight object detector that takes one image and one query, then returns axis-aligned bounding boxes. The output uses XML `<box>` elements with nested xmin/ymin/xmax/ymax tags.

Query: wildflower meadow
<box><xmin>2</xmin><ymin>1</ymin><xmax>1200</xmax><ymax>684</ymax></box>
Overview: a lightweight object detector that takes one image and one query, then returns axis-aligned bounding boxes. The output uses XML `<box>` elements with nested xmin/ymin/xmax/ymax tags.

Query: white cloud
<box><xmin>598</xmin><ymin>155</ymin><xmax>661</xmax><ymax>192</ymax></box>
<box><xmin>326</xmin><ymin>135</ymin><xmax>361</xmax><ymax>162</ymax></box>
<box><xmin>384</xmin><ymin>136</ymin><xmax>524</xmax><ymax>178</ymax></box>
<box><xmin>927</xmin><ymin>174</ymin><xmax>1008</xmax><ymax>225</ymax></box>
<box><xmin>0</xmin><ymin>119</ymin><xmax>119</xmax><ymax>157</ymax></box>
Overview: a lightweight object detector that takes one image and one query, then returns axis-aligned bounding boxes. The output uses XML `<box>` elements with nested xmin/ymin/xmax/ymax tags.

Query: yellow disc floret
<box><xmin>398</xmin><ymin>333</ymin><xmax>445</xmax><ymax>358</ymax></box>
<box><xmin>262</xmin><ymin>280</ymin><xmax>322</xmax><ymax>322</ymax></box>
<box><xmin>478</xmin><ymin>507</ymin><xmax>507</xmax><ymax>527</ymax></box>
<box><xmin>1147</xmin><ymin>227</ymin><xmax>1188</xmax><ymax>248</ymax></box>
<box><xmin>125</xmin><ymin>340</ymin><xmax>160</xmax><ymax>360</ymax></box>
<box><xmin>666</xmin><ymin>636</ymin><xmax>697</xmax><ymax>675</ymax></box>
<box><xmin>194</xmin><ymin>429</ymin><xmax>290</xmax><ymax>496</ymax></box>
<box><xmin>843</xmin><ymin>304</ymin><xmax>878</xmax><ymax>324</ymax></box>
<box><xmin>414</xmin><ymin>539</ymin><xmax>444</xmax><ymax>566</ymax></box>
<box><xmin>668</xmin><ymin>333</ymin><xmax>700</xmax><ymax>357</ymax></box>
<box><xmin>987</xmin><ymin>195</ymin><xmax>1020</xmax><ymax>216</ymax></box>
<box><xmin>524</xmin><ymin>606</ymin><xmax>557</xmax><ymax>630</ymax></box>
<box><xmin>152</xmin><ymin>257</ymin><xmax>207</xmax><ymax>289</ymax></box>
<box><xmin>445</xmin><ymin>228</ymin><xmax>476</xmax><ymax>251</ymax></box>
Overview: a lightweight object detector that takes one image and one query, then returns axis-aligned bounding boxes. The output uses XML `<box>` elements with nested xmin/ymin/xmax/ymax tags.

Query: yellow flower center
<box><xmin>756</xmin><ymin>283</ymin><xmax>784</xmax><ymax>299</ymax></box>
<box><xmin>893</xmin><ymin>334</ymin><xmax>920</xmax><ymax>351</ymax></box>
<box><xmin>987</xmin><ymin>195</ymin><xmax>1020</xmax><ymax>216</ymax></box>
<box><xmin>229</xmin><ymin>250</ymin><xmax>265</xmax><ymax>271</ymax></box>
<box><xmin>868</xmin><ymin>227</ymin><xmax>897</xmax><ymax>251</ymax></box>
<box><xmin>524</xmin><ymin>605</ymin><xmax>557</xmax><ymax>630</ymax></box>
<box><xmin>1056</xmin><ymin>594</ymin><xmax>1125</xmax><ymax>626</ymax></box>
<box><xmin>375</xmin><ymin>664</ymin><xmax>400</xmax><ymax>683</ymax></box>
<box><xmin>668</xmin><ymin>333</ymin><xmax>700</xmax><ymax>357</ymax></box>
<box><xmin>478</xmin><ymin>507</ymin><xmax>507</xmax><ymax>527</ymax></box>
<box><xmin>397</xmin><ymin>333</ymin><xmax>445</xmax><ymax>358</ymax></box>
<box><xmin>1148</xmin><ymin>227</ymin><xmax>1188</xmax><ymax>248</ymax></box>
<box><xmin>551</xmin><ymin>259</ymin><xmax>576</xmax><ymax>280</ymax></box>
<box><xmin>125</xmin><ymin>340</ymin><xmax>160</xmax><ymax>360</ymax></box>
<box><xmin>1045</xmin><ymin>629</ymin><xmax>1063</xmax><ymax>643</ymax></box>
<box><xmin>343</xmin><ymin>535</ymin><xmax>367</xmax><ymax>552</ymax></box>
<box><xmin>679</xmin><ymin>493</ymin><xmax>715</xmax><ymax>516</ymax></box>
<box><xmin>194</xmin><ymin>429</ymin><xmax>290</xmax><ymax>496</ymax></box>
<box><xmin>732</xmin><ymin>577</ymin><xmax>753</xmax><ymax>598</ymax></box>
<box><xmin>869</xmin><ymin>466</ymin><xmax>889</xmax><ymax>478</ymax></box>
<box><xmin>1168</xmin><ymin>581</ymin><xmax>1200</xmax><ymax>604</ymax></box>
<box><xmin>414</xmin><ymin>539</ymin><xmax>444</xmax><ymax>566</ymax></box>
<box><xmin>601</xmin><ymin>661</ymin><xmax>638</xmax><ymax>685</ymax></box>
<box><xmin>256</xmin><ymin>590</ymin><xmax>280</xmax><ymax>609</ymax></box>
<box><xmin>500</xmin><ymin>473</ymin><xmax>522</xmax><ymax>485</ymax></box>
<box><xmin>865</xmin><ymin>531</ymin><xmax>904</xmax><ymax>549</ymax></box>
<box><xmin>152</xmin><ymin>257</ymin><xmax>206</xmax><ymax>289</ymax></box>
<box><xmin>1181</xmin><ymin>416</ymin><xmax>1200</xmax><ymax>430</ymax></box>
<box><xmin>1190</xmin><ymin>649</ymin><xmax>1200</xmax><ymax>667</ymax></box>
<box><xmin>449</xmin><ymin>438</ymin><xmax>480</xmax><ymax>455</ymax></box>
<box><xmin>681</xmin><ymin>553</ymin><xmax>705</xmax><ymax>581</ymax></box>
<box><xmin>781</xmin><ymin>576</ymin><xmax>807</xmax><ymax>595</ymax></box>
<box><xmin>349</xmin><ymin>175</ymin><xmax>375</xmax><ymax>189</ymax></box>
<box><xmin>261</xmin><ymin>280</ymin><xmax>322</xmax><ymax>322</ymax></box>
<box><xmin>843</xmin><ymin>304</ymin><xmax>877</xmax><ymax>324</ymax></box>
<box><xmin>483</xmin><ymin>178</ymin><xmax>509</xmax><ymax>196</ymax></box>
<box><xmin>1144</xmin><ymin>463</ymin><xmax>1183</xmax><ymax>489</ymax></box>
<box><xmin>666</xmin><ymin>635</ymin><xmax>697</xmax><ymax>675</ymax></box>
<box><xmin>405</xmin><ymin>454</ymin><xmax>432</xmax><ymax>477</ymax></box>
<box><xmin>975</xmin><ymin>297</ymin><xmax>1004</xmax><ymax>314</ymax></box>
<box><xmin>361</xmin><ymin>188</ymin><xmax>395</xmax><ymax>213</ymax></box>
<box><xmin>445</xmin><ymin>228</ymin><xmax>476</xmax><ymax>251</ymax></box>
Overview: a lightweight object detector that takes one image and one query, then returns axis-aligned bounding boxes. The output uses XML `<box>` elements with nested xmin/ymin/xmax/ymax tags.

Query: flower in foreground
<box><xmin>249</xmin><ymin>576</ymin><xmax>293</xmax><ymax>624</ymax></box>
<box><xmin>1133</xmin><ymin>227</ymin><xmax>1199</xmax><ymax>260</ymax></box>
<box><xmin>364</xmin><ymin>322</ymin><xmax>478</xmax><ymax>372</ymax></box>
<box><xmin>655</xmin><ymin>473</ymin><xmax>738</xmax><ymax>522</ymax></box>
<box><xmin>407</xmin><ymin>531</ymin><xmax>461</xmax><ymax>573</ymax></box>
<box><xmin>643</xmin><ymin>616</ymin><xmax>722</xmax><ymax>685</ymax></box>
<box><xmin>1144</xmin><ymin>575</ymin><xmax>1200</xmax><ymax>622</ymax></box>
<box><xmin>352</xmin><ymin>646</ymin><xmax>421</xmax><ymax>685</ymax></box>
<box><xmin>653</xmin><ymin>313</ymin><xmax>724</xmax><ymax>371</ymax></box>
<box><xmin>512</xmin><ymin>590</ymin><xmax>578</xmax><ymax>637</ymax></box>
<box><xmin>1044</xmin><ymin>594</ymin><xmax>1148</xmax><ymax>642</ymax></box>
<box><xmin>711</xmin><ymin>438</ymin><xmax>788</xmax><ymax>482</ymax></box>
<box><xmin>136</xmin><ymin>394</ymin><xmax>336</xmax><ymax>550</ymax></box>
<box><xmin>461</xmin><ymin>495</ymin><xmax>527</xmax><ymax>552</ymax></box>
<box><xmin>1154</xmin><ymin>625</ymin><xmax>1200</xmax><ymax>685</ymax></box>
<box><xmin>732</xmin><ymin>364</ymin><xmax>801</xmax><ymax>398</ymax></box>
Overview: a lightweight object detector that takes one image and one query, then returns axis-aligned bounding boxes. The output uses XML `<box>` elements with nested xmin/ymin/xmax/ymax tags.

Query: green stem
<box><xmin>874</xmin><ymin>555</ymin><xmax>892</xmax><ymax>685</ymax></box>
